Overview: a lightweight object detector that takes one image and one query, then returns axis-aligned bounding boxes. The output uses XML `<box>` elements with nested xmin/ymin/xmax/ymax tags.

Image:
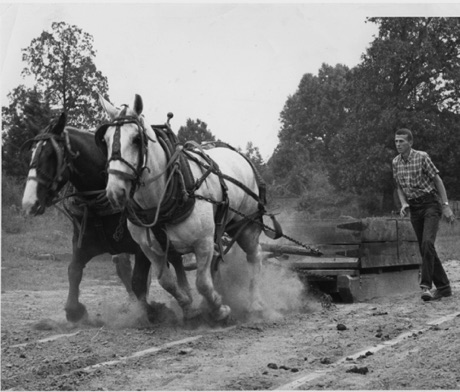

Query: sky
<box><xmin>2</xmin><ymin>2</ymin><xmax>460</xmax><ymax>159</ymax></box>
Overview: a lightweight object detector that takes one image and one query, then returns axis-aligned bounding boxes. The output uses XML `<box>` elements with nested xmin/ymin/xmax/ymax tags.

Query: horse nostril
<box><xmin>27</xmin><ymin>200</ymin><xmax>40</xmax><ymax>216</ymax></box>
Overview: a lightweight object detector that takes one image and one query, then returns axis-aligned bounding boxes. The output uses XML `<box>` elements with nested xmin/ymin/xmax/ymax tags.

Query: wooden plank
<box><xmin>266</xmin><ymin>218</ymin><xmax>417</xmax><ymax>245</ymax></box>
<box><xmin>360</xmin><ymin>241</ymin><xmax>421</xmax><ymax>268</ymax></box>
<box><xmin>315</xmin><ymin>244</ymin><xmax>360</xmax><ymax>257</ymax></box>
<box><xmin>261</xmin><ymin>243</ymin><xmax>360</xmax><ymax>258</ymax></box>
<box><xmin>265</xmin><ymin>219</ymin><xmax>362</xmax><ymax>245</ymax></box>
<box><xmin>261</xmin><ymin>243</ymin><xmax>322</xmax><ymax>256</ymax></box>
<box><xmin>266</xmin><ymin>256</ymin><xmax>359</xmax><ymax>270</ymax></box>
<box><xmin>360</xmin><ymin>218</ymin><xmax>398</xmax><ymax>242</ymax></box>
<box><xmin>396</xmin><ymin>219</ymin><xmax>418</xmax><ymax>241</ymax></box>
<box><xmin>337</xmin><ymin>269</ymin><xmax>420</xmax><ymax>302</ymax></box>
<box><xmin>299</xmin><ymin>269</ymin><xmax>359</xmax><ymax>276</ymax></box>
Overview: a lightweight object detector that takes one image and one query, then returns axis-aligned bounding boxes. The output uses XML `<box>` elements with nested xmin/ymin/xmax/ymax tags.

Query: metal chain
<box><xmin>192</xmin><ymin>194</ymin><xmax>336</xmax><ymax>281</ymax></box>
<box><xmin>192</xmin><ymin>193</ymin><xmax>321</xmax><ymax>253</ymax></box>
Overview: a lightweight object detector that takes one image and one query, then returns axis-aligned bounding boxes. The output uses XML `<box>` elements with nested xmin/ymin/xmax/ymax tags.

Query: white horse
<box><xmin>97</xmin><ymin>94</ymin><xmax>274</xmax><ymax>323</ymax></box>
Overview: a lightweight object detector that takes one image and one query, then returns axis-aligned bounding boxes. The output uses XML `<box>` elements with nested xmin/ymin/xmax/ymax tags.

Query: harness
<box><xmin>22</xmin><ymin>129</ymin><xmax>123</xmax><ymax>250</ymax></box>
<box><xmin>95</xmin><ymin>112</ymin><xmax>282</xmax><ymax>267</ymax></box>
<box><xmin>22</xmin><ymin>131</ymin><xmax>78</xmax><ymax>193</ymax></box>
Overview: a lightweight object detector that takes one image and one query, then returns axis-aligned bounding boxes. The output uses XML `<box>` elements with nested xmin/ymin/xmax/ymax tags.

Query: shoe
<box><xmin>431</xmin><ymin>287</ymin><xmax>452</xmax><ymax>300</ymax></box>
<box><xmin>421</xmin><ymin>288</ymin><xmax>433</xmax><ymax>301</ymax></box>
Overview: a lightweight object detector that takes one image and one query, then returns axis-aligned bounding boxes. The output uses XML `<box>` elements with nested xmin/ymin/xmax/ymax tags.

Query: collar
<box><xmin>401</xmin><ymin>148</ymin><xmax>414</xmax><ymax>163</ymax></box>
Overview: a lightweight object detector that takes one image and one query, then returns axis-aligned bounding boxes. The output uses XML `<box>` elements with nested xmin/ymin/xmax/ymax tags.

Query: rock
<box><xmin>267</xmin><ymin>363</ymin><xmax>278</xmax><ymax>369</ymax></box>
<box><xmin>346</xmin><ymin>366</ymin><xmax>369</xmax><ymax>375</ymax></box>
<box><xmin>337</xmin><ymin>323</ymin><xmax>347</xmax><ymax>331</ymax></box>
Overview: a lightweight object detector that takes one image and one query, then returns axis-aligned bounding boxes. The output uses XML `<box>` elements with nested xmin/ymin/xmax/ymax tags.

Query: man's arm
<box><xmin>396</xmin><ymin>183</ymin><xmax>410</xmax><ymax>217</ymax></box>
<box><xmin>433</xmin><ymin>174</ymin><xmax>455</xmax><ymax>222</ymax></box>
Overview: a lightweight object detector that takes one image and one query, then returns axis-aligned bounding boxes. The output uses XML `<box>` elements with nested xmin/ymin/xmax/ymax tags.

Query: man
<box><xmin>393</xmin><ymin>128</ymin><xmax>455</xmax><ymax>301</ymax></box>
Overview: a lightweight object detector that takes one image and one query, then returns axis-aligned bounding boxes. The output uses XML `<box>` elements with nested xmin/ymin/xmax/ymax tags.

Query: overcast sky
<box><xmin>2</xmin><ymin>2</ymin><xmax>460</xmax><ymax>159</ymax></box>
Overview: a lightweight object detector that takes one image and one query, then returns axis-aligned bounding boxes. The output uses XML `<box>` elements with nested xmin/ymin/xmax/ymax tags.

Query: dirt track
<box><xmin>2</xmin><ymin>247</ymin><xmax>460</xmax><ymax>391</ymax></box>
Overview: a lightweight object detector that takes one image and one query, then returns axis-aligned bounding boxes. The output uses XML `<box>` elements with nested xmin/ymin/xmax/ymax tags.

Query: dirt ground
<box><xmin>2</xmin><ymin>211</ymin><xmax>460</xmax><ymax>391</ymax></box>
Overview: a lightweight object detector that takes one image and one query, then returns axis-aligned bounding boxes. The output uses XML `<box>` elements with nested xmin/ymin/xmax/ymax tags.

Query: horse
<box><xmin>95</xmin><ymin>94</ymin><xmax>282</xmax><ymax>323</ymax></box>
<box><xmin>21</xmin><ymin>113</ymin><xmax>185</xmax><ymax>323</ymax></box>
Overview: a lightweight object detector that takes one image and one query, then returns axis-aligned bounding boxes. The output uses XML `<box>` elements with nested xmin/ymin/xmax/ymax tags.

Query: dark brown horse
<box><xmin>21</xmin><ymin>113</ymin><xmax>184</xmax><ymax>323</ymax></box>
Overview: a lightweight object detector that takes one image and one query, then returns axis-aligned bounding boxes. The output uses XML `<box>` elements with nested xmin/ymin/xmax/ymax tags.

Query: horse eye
<box><xmin>133</xmin><ymin>135</ymin><xmax>141</xmax><ymax>145</ymax></box>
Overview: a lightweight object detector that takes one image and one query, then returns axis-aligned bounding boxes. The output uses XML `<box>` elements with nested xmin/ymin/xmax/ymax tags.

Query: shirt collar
<box><xmin>401</xmin><ymin>148</ymin><xmax>414</xmax><ymax>163</ymax></box>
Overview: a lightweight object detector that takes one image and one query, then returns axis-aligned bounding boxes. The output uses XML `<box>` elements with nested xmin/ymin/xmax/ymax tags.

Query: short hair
<box><xmin>395</xmin><ymin>128</ymin><xmax>413</xmax><ymax>142</ymax></box>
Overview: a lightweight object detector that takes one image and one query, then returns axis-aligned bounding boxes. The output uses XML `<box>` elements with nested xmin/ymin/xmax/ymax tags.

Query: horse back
<box><xmin>189</xmin><ymin>147</ymin><xmax>259</xmax><ymax>212</ymax></box>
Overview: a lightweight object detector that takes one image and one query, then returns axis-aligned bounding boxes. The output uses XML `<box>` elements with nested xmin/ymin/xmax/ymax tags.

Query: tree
<box><xmin>177</xmin><ymin>118</ymin><xmax>216</xmax><ymax>144</ymax></box>
<box><xmin>330</xmin><ymin>17</ymin><xmax>460</xmax><ymax>202</ymax></box>
<box><xmin>269</xmin><ymin>63</ymin><xmax>350</xmax><ymax>196</ymax></box>
<box><xmin>278</xmin><ymin>64</ymin><xmax>350</xmax><ymax>164</ymax></box>
<box><xmin>2</xmin><ymin>86</ymin><xmax>52</xmax><ymax>177</ymax></box>
<box><xmin>20</xmin><ymin>21</ymin><xmax>109</xmax><ymax>129</ymax></box>
<box><xmin>243</xmin><ymin>141</ymin><xmax>265</xmax><ymax>176</ymax></box>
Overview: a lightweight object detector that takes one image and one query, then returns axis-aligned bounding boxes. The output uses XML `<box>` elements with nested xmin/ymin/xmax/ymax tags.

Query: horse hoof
<box><xmin>65</xmin><ymin>303</ymin><xmax>88</xmax><ymax>323</ymax></box>
<box><xmin>250</xmin><ymin>300</ymin><xmax>265</xmax><ymax>314</ymax></box>
<box><xmin>212</xmin><ymin>305</ymin><xmax>231</xmax><ymax>322</ymax></box>
<box><xmin>145</xmin><ymin>301</ymin><xmax>178</xmax><ymax>324</ymax></box>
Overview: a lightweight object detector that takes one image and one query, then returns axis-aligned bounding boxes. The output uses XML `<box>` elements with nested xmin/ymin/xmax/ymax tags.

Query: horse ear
<box><xmin>50</xmin><ymin>112</ymin><xmax>67</xmax><ymax>135</ymax></box>
<box><xmin>98</xmin><ymin>93</ymin><xmax>119</xmax><ymax>120</ymax></box>
<box><xmin>134</xmin><ymin>94</ymin><xmax>143</xmax><ymax>116</ymax></box>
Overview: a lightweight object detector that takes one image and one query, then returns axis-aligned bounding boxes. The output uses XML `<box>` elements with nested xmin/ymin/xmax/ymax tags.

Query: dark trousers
<box><xmin>409</xmin><ymin>200</ymin><xmax>450</xmax><ymax>290</ymax></box>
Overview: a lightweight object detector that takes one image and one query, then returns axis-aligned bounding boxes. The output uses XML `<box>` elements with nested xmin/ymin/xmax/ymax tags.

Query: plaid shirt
<box><xmin>392</xmin><ymin>149</ymin><xmax>439</xmax><ymax>200</ymax></box>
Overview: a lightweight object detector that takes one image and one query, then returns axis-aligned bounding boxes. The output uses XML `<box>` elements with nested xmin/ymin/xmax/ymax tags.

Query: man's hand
<box><xmin>400</xmin><ymin>203</ymin><xmax>410</xmax><ymax>218</ymax></box>
<box><xmin>442</xmin><ymin>204</ymin><xmax>456</xmax><ymax>224</ymax></box>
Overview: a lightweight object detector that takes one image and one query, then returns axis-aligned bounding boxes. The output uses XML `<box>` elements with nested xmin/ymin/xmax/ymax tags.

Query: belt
<box><xmin>408</xmin><ymin>191</ymin><xmax>437</xmax><ymax>205</ymax></box>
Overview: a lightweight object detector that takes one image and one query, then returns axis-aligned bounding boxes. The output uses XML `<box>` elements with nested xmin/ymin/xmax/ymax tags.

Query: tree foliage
<box><xmin>331</xmin><ymin>17</ymin><xmax>460</xmax><ymax>200</ymax></box>
<box><xmin>271</xmin><ymin>17</ymin><xmax>460</xmax><ymax>211</ymax></box>
<box><xmin>243</xmin><ymin>141</ymin><xmax>265</xmax><ymax>177</ymax></box>
<box><xmin>20</xmin><ymin>21</ymin><xmax>109</xmax><ymax>129</ymax></box>
<box><xmin>269</xmin><ymin>64</ymin><xmax>350</xmax><ymax>196</ymax></box>
<box><xmin>177</xmin><ymin>118</ymin><xmax>216</xmax><ymax>144</ymax></box>
<box><xmin>2</xmin><ymin>21</ymin><xmax>111</xmax><ymax>178</ymax></box>
<box><xmin>2</xmin><ymin>87</ymin><xmax>52</xmax><ymax>177</ymax></box>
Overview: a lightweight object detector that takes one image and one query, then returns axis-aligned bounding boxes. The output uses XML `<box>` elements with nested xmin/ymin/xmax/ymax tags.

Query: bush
<box><xmin>2</xmin><ymin>173</ymin><xmax>25</xmax><ymax>208</ymax></box>
<box><xmin>2</xmin><ymin>174</ymin><xmax>26</xmax><ymax>233</ymax></box>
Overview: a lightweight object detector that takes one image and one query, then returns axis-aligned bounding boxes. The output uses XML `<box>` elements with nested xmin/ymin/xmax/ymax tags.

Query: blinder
<box><xmin>22</xmin><ymin>133</ymin><xmax>68</xmax><ymax>192</ymax></box>
<box><xmin>95</xmin><ymin>123</ymin><xmax>110</xmax><ymax>156</ymax></box>
<box><xmin>95</xmin><ymin>115</ymin><xmax>150</xmax><ymax>190</ymax></box>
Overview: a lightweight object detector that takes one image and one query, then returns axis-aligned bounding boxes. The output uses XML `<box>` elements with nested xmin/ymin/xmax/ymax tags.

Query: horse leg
<box><xmin>131</xmin><ymin>251</ymin><xmax>151</xmax><ymax>301</ymax></box>
<box><xmin>131</xmin><ymin>251</ymin><xmax>175</xmax><ymax>323</ymax></box>
<box><xmin>112</xmin><ymin>253</ymin><xmax>134</xmax><ymax>297</ymax></box>
<box><xmin>195</xmin><ymin>238</ymin><xmax>231</xmax><ymax>321</ymax></box>
<box><xmin>235</xmin><ymin>224</ymin><xmax>265</xmax><ymax>313</ymax></box>
<box><xmin>65</xmin><ymin>246</ymin><xmax>94</xmax><ymax>323</ymax></box>
<box><xmin>169</xmin><ymin>249</ymin><xmax>193</xmax><ymax>304</ymax></box>
<box><xmin>134</xmin><ymin>243</ymin><xmax>197</xmax><ymax>321</ymax></box>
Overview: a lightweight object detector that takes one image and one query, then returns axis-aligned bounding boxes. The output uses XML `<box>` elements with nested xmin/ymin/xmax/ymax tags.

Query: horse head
<box><xmin>96</xmin><ymin>94</ymin><xmax>154</xmax><ymax>209</ymax></box>
<box><xmin>22</xmin><ymin>113</ymin><xmax>72</xmax><ymax>215</ymax></box>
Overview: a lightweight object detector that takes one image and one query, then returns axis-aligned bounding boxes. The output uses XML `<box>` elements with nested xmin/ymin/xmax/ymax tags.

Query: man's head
<box><xmin>395</xmin><ymin>128</ymin><xmax>413</xmax><ymax>157</ymax></box>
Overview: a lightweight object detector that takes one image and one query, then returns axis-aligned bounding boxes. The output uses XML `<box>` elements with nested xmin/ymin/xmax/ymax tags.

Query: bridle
<box><xmin>22</xmin><ymin>131</ymin><xmax>78</xmax><ymax>195</ymax></box>
<box><xmin>95</xmin><ymin>111</ymin><xmax>152</xmax><ymax>194</ymax></box>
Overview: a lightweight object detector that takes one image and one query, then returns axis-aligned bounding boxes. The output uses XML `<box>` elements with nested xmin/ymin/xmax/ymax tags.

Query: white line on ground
<box><xmin>10</xmin><ymin>331</ymin><xmax>82</xmax><ymax>348</ymax></box>
<box><xmin>77</xmin><ymin>336</ymin><xmax>202</xmax><ymax>372</ymax></box>
<box><xmin>274</xmin><ymin>311</ymin><xmax>460</xmax><ymax>390</ymax></box>
<box><xmin>70</xmin><ymin>325</ymin><xmax>236</xmax><ymax>374</ymax></box>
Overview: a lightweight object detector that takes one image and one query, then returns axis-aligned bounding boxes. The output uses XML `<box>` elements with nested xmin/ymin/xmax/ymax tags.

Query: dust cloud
<box><xmin>96</xmin><ymin>299</ymin><xmax>152</xmax><ymax>329</ymax></box>
<box><xmin>215</xmin><ymin>245</ymin><xmax>313</xmax><ymax>322</ymax></box>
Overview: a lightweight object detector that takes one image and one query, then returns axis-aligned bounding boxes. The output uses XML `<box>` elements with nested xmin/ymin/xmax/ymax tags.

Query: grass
<box><xmin>1</xmin><ymin>207</ymin><xmax>118</xmax><ymax>292</ymax></box>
